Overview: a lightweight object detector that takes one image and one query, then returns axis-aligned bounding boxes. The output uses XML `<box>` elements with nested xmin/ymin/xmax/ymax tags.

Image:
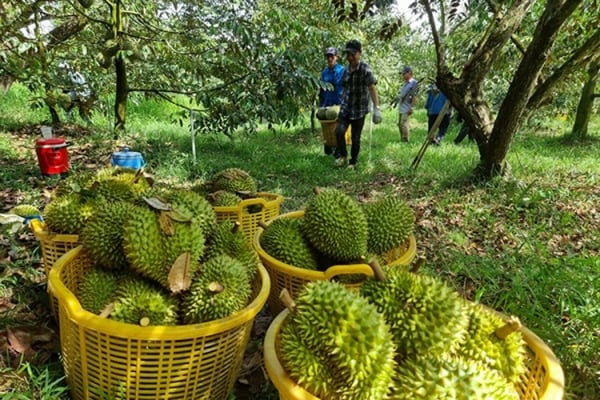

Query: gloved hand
<box><xmin>372</xmin><ymin>107</ymin><xmax>382</xmax><ymax>124</ymax></box>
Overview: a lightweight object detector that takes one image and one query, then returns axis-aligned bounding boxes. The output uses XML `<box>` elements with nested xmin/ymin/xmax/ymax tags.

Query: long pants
<box><xmin>398</xmin><ymin>113</ymin><xmax>411</xmax><ymax>141</ymax></box>
<box><xmin>335</xmin><ymin>116</ymin><xmax>366</xmax><ymax>165</ymax></box>
<box><xmin>428</xmin><ymin>113</ymin><xmax>451</xmax><ymax>140</ymax></box>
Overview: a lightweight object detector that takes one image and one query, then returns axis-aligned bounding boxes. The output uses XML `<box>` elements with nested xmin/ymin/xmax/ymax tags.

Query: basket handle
<box><xmin>323</xmin><ymin>263</ymin><xmax>375</xmax><ymax>280</ymax></box>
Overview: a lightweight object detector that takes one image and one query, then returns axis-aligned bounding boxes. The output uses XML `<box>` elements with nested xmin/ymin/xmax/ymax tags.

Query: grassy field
<box><xmin>1</xmin><ymin>83</ymin><xmax>599</xmax><ymax>399</ymax></box>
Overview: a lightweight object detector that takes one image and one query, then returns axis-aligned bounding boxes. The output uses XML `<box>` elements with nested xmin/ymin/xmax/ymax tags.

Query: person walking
<box><xmin>334</xmin><ymin>39</ymin><xmax>381</xmax><ymax>170</ymax></box>
<box><xmin>425</xmin><ymin>83</ymin><xmax>451</xmax><ymax>145</ymax></box>
<box><xmin>318</xmin><ymin>47</ymin><xmax>345</xmax><ymax>155</ymax></box>
<box><xmin>397</xmin><ymin>66</ymin><xmax>418</xmax><ymax>142</ymax></box>
<box><xmin>454</xmin><ymin>113</ymin><xmax>473</xmax><ymax>144</ymax></box>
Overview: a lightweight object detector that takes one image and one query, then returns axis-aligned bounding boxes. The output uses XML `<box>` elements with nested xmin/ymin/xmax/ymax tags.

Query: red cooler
<box><xmin>35</xmin><ymin>137</ymin><xmax>70</xmax><ymax>176</ymax></box>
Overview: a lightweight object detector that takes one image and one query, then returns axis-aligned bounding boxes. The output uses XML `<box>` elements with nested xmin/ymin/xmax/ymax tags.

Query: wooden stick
<box><xmin>411</xmin><ymin>99</ymin><xmax>450</xmax><ymax>170</ymax></box>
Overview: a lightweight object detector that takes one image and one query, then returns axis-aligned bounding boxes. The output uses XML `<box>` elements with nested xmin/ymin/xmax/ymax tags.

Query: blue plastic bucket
<box><xmin>111</xmin><ymin>148</ymin><xmax>145</xmax><ymax>170</ymax></box>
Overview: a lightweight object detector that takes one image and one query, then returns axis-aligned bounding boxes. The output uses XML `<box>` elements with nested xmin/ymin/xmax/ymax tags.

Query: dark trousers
<box><xmin>335</xmin><ymin>116</ymin><xmax>366</xmax><ymax>165</ymax></box>
<box><xmin>454</xmin><ymin>123</ymin><xmax>473</xmax><ymax>143</ymax></box>
<box><xmin>428</xmin><ymin>113</ymin><xmax>451</xmax><ymax>140</ymax></box>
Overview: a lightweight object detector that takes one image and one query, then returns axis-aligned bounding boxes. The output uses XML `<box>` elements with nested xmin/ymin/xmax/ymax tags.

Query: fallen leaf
<box><xmin>168</xmin><ymin>252</ymin><xmax>192</xmax><ymax>293</ymax></box>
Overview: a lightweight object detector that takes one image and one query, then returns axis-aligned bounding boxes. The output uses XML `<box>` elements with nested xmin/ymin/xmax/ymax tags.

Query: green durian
<box><xmin>43</xmin><ymin>193</ymin><xmax>96</xmax><ymax>234</ymax></box>
<box><xmin>360</xmin><ymin>266</ymin><xmax>469</xmax><ymax>359</ymax></box>
<box><xmin>77</xmin><ymin>268</ymin><xmax>121</xmax><ymax>314</ymax></box>
<box><xmin>211</xmin><ymin>168</ymin><xmax>257</xmax><ymax>195</ymax></box>
<box><xmin>363</xmin><ymin>195</ymin><xmax>415</xmax><ymax>255</ymax></box>
<box><xmin>163</xmin><ymin>188</ymin><xmax>217</xmax><ymax>236</ymax></box>
<box><xmin>259</xmin><ymin>217</ymin><xmax>319</xmax><ymax>270</ymax></box>
<box><xmin>180</xmin><ymin>254</ymin><xmax>251</xmax><ymax>324</ymax></box>
<box><xmin>302</xmin><ymin>188</ymin><xmax>368</xmax><ymax>263</ymax></box>
<box><xmin>211</xmin><ymin>190</ymin><xmax>243</xmax><ymax>207</ymax></box>
<box><xmin>9</xmin><ymin>204</ymin><xmax>41</xmax><ymax>217</ymax></box>
<box><xmin>391</xmin><ymin>356</ymin><xmax>519</xmax><ymax>400</ymax></box>
<box><xmin>111</xmin><ymin>275</ymin><xmax>179</xmax><ymax>326</ymax></box>
<box><xmin>80</xmin><ymin>200</ymin><xmax>134</xmax><ymax>270</ymax></box>
<box><xmin>455</xmin><ymin>303</ymin><xmax>527</xmax><ymax>384</ymax></box>
<box><xmin>280</xmin><ymin>281</ymin><xmax>396</xmax><ymax>399</ymax></box>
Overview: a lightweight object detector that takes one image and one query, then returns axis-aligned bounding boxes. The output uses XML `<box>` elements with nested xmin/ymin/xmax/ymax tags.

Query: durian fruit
<box><xmin>390</xmin><ymin>356</ymin><xmax>520</xmax><ymax>400</ymax></box>
<box><xmin>302</xmin><ymin>188</ymin><xmax>368</xmax><ymax>263</ymax></box>
<box><xmin>360</xmin><ymin>265</ymin><xmax>469</xmax><ymax>359</ymax></box>
<box><xmin>454</xmin><ymin>303</ymin><xmax>527</xmax><ymax>384</ymax></box>
<box><xmin>203</xmin><ymin>221</ymin><xmax>259</xmax><ymax>281</ymax></box>
<box><xmin>9</xmin><ymin>204</ymin><xmax>41</xmax><ymax>217</ymax></box>
<box><xmin>211</xmin><ymin>168</ymin><xmax>258</xmax><ymax>195</ymax></box>
<box><xmin>363</xmin><ymin>195</ymin><xmax>415</xmax><ymax>255</ymax></box>
<box><xmin>211</xmin><ymin>190</ymin><xmax>242</xmax><ymax>207</ymax></box>
<box><xmin>162</xmin><ymin>188</ymin><xmax>217</xmax><ymax>236</ymax></box>
<box><xmin>180</xmin><ymin>254</ymin><xmax>251</xmax><ymax>324</ymax></box>
<box><xmin>52</xmin><ymin>171</ymin><xmax>96</xmax><ymax>198</ymax></box>
<box><xmin>122</xmin><ymin>205</ymin><xmax>168</xmax><ymax>287</ymax></box>
<box><xmin>259</xmin><ymin>217</ymin><xmax>319</xmax><ymax>270</ymax></box>
<box><xmin>92</xmin><ymin>178</ymin><xmax>140</xmax><ymax>203</ymax></box>
<box><xmin>279</xmin><ymin>281</ymin><xmax>396</xmax><ymax>399</ymax></box>
<box><xmin>111</xmin><ymin>274</ymin><xmax>179</xmax><ymax>326</ymax></box>
<box><xmin>43</xmin><ymin>193</ymin><xmax>96</xmax><ymax>234</ymax></box>
<box><xmin>77</xmin><ymin>268</ymin><xmax>121</xmax><ymax>314</ymax></box>
<box><xmin>81</xmin><ymin>200</ymin><xmax>135</xmax><ymax>270</ymax></box>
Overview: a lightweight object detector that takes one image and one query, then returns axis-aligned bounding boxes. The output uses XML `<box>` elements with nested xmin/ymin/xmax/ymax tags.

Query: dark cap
<box><xmin>344</xmin><ymin>40</ymin><xmax>362</xmax><ymax>54</ymax></box>
<box><xmin>325</xmin><ymin>47</ymin><xmax>337</xmax><ymax>56</ymax></box>
<box><xmin>402</xmin><ymin>66</ymin><xmax>413</xmax><ymax>74</ymax></box>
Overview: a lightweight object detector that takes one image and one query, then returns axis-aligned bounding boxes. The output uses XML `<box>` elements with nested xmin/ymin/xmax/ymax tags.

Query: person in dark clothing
<box><xmin>454</xmin><ymin>113</ymin><xmax>474</xmax><ymax>144</ymax></box>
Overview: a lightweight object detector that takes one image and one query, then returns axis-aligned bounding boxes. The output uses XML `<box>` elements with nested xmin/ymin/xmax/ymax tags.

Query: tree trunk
<box><xmin>479</xmin><ymin>0</ymin><xmax>584</xmax><ymax>177</ymax></box>
<box><xmin>114</xmin><ymin>55</ymin><xmax>128</xmax><ymax>135</ymax></box>
<box><xmin>571</xmin><ymin>59</ymin><xmax>599</xmax><ymax>139</ymax></box>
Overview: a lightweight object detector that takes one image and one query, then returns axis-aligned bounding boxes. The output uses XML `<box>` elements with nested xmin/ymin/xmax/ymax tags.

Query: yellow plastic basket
<box><xmin>214</xmin><ymin>192</ymin><xmax>284</xmax><ymax>246</ymax></box>
<box><xmin>319</xmin><ymin>120</ymin><xmax>351</xmax><ymax>147</ymax></box>
<box><xmin>253</xmin><ymin>210</ymin><xmax>417</xmax><ymax>315</ymax></box>
<box><xmin>30</xmin><ymin>219</ymin><xmax>81</xmax><ymax>319</ymax></box>
<box><xmin>48</xmin><ymin>246</ymin><xmax>271</xmax><ymax>400</ymax></box>
<box><xmin>264</xmin><ymin>308</ymin><xmax>565</xmax><ymax>400</ymax></box>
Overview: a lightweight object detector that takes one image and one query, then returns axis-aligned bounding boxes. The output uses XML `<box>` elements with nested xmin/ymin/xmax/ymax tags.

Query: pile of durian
<box><xmin>259</xmin><ymin>187</ymin><xmax>415</xmax><ymax>272</ymax></box>
<box><xmin>200</xmin><ymin>167</ymin><xmax>264</xmax><ymax>209</ymax></box>
<box><xmin>278</xmin><ymin>264</ymin><xmax>528</xmax><ymax>400</ymax></box>
<box><xmin>42</xmin><ymin>166</ymin><xmax>260</xmax><ymax>326</ymax></box>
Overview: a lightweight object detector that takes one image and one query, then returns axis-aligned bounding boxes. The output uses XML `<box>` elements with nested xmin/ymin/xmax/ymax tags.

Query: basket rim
<box><xmin>48</xmin><ymin>246</ymin><xmax>271</xmax><ymax>339</ymax></box>
<box><xmin>253</xmin><ymin>210</ymin><xmax>417</xmax><ymax>279</ymax></box>
<box><xmin>264</xmin><ymin>307</ymin><xmax>565</xmax><ymax>400</ymax></box>
<box><xmin>29</xmin><ymin>219</ymin><xmax>80</xmax><ymax>242</ymax></box>
<box><xmin>213</xmin><ymin>191</ymin><xmax>284</xmax><ymax>212</ymax></box>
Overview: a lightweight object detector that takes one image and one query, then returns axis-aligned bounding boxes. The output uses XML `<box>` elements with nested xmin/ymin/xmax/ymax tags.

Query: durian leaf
<box><xmin>167</xmin><ymin>207</ymin><xmax>193</xmax><ymax>222</ymax></box>
<box><xmin>159</xmin><ymin>211</ymin><xmax>176</xmax><ymax>235</ymax></box>
<box><xmin>168</xmin><ymin>252</ymin><xmax>192</xmax><ymax>293</ymax></box>
<box><xmin>143</xmin><ymin>196</ymin><xmax>172</xmax><ymax>211</ymax></box>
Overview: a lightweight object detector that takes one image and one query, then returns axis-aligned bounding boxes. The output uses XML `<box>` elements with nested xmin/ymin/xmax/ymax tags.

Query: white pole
<box><xmin>190</xmin><ymin>109</ymin><xmax>197</xmax><ymax>165</ymax></box>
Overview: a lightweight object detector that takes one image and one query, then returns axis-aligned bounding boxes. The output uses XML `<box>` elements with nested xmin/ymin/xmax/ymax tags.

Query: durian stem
<box><xmin>99</xmin><ymin>302</ymin><xmax>115</xmax><ymax>319</ymax></box>
<box><xmin>495</xmin><ymin>316</ymin><xmax>522</xmax><ymax>339</ymax></box>
<box><xmin>257</xmin><ymin>221</ymin><xmax>269</xmax><ymax>230</ymax></box>
<box><xmin>368</xmin><ymin>258</ymin><xmax>386</xmax><ymax>281</ymax></box>
<box><xmin>231</xmin><ymin>221</ymin><xmax>241</xmax><ymax>234</ymax></box>
<box><xmin>312</xmin><ymin>187</ymin><xmax>321</xmax><ymax>195</ymax></box>
<box><xmin>208</xmin><ymin>281</ymin><xmax>224</xmax><ymax>293</ymax></box>
<box><xmin>410</xmin><ymin>255</ymin><xmax>426</xmax><ymax>274</ymax></box>
<box><xmin>279</xmin><ymin>289</ymin><xmax>296</xmax><ymax>312</ymax></box>
<box><xmin>139</xmin><ymin>317</ymin><xmax>150</xmax><ymax>327</ymax></box>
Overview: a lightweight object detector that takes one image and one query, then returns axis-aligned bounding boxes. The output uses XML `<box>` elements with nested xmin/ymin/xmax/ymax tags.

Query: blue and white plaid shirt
<box><xmin>339</xmin><ymin>60</ymin><xmax>377</xmax><ymax>120</ymax></box>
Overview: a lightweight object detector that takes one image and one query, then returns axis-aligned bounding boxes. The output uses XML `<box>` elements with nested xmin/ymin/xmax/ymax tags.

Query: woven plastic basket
<box><xmin>264</xmin><ymin>308</ymin><xmax>565</xmax><ymax>400</ymax></box>
<box><xmin>214</xmin><ymin>192</ymin><xmax>284</xmax><ymax>246</ymax></box>
<box><xmin>30</xmin><ymin>219</ymin><xmax>81</xmax><ymax>319</ymax></box>
<box><xmin>253</xmin><ymin>210</ymin><xmax>417</xmax><ymax>315</ymax></box>
<box><xmin>319</xmin><ymin>120</ymin><xmax>351</xmax><ymax>147</ymax></box>
<box><xmin>48</xmin><ymin>246</ymin><xmax>270</xmax><ymax>400</ymax></box>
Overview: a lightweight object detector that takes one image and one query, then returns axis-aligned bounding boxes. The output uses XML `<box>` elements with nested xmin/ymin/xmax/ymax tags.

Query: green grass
<box><xmin>1</xmin><ymin>83</ymin><xmax>599</xmax><ymax>399</ymax></box>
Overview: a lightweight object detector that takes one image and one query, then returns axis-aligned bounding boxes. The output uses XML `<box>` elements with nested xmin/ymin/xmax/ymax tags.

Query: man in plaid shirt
<box><xmin>334</xmin><ymin>39</ymin><xmax>382</xmax><ymax>170</ymax></box>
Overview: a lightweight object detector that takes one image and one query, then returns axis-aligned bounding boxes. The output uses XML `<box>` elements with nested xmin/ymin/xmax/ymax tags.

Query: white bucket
<box><xmin>40</xmin><ymin>126</ymin><xmax>53</xmax><ymax>139</ymax></box>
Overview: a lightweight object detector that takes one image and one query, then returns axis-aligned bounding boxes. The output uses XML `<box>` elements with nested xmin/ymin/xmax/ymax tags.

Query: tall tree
<box><xmin>571</xmin><ymin>58</ymin><xmax>599</xmax><ymax>138</ymax></box>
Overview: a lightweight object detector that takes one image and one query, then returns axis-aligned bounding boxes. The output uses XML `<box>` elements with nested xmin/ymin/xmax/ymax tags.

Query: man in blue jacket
<box><xmin>319</xmin><ymin>47</ymin><xmax>345</xmax><ymax>155</ymax></box>
<box><xmin>425</xmin><ymin>83</ymin><xmax>451</xmax><ymax>145</ymax></box>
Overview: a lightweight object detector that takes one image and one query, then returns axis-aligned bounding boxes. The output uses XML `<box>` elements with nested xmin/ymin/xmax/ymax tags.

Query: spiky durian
<box><xmin>43</xmin><ymin>193</ymin><xmax>95</xmax><ymax>234</ymax></box>
<box><xmin>163</xmin><ymin>188</ymin><xmax>217</xmax><ymax>236</ymax></box>
<box><xmin>81</xmin><ymin>200</ymin><xmax>134</xmax><ymax>270</ymax></box>
<box><xmin>259</xmin><ymin>217</ymin><xmax>319</xmax><ymax>270</ymax></box>
<box><xmin>122</xmin><ymin>205</ymin><xmax>167</xmax><ymax>287</ymax></box>
<box><xmin>203</xmin><ymin>221</ymin><xmax>259</xmax><ymax>280</ymax></box>
<box><xmin>360</xmin><ymin>266</ymin><xmax>469</xmax><ymax>359</ymax></box>
<box><xmin>391</xmin><ymin>356</ymin><xmax>519</xmax><ymax>400</ymax></box>
<box><xmin>52</xmin><ymin>171</ymin><xmax>96</xmax><ymax>198</ymax></box>
<box><xmin>279</xmin><ymin>281</ymin><xmax>396</xmax><ymax>399</ymax></box>
<box><xmin>455</xmin><ymin>303</ymin><xmax>527</xmax><ymax>384</ymax></box>
<box><xmin>211</xmin><ymin>190</ymin><xmax>243</xmax><ymax>207</ymax></box>
<box><xmin>363</xmin><ymin>195</ymin><xmax>415</xmax><ymax>255</ymax></box>
<box><xmin>9</xmin><ymin>204</ymin><xmax>41</xmax><ymax>217</ymax></box>
<box><xmin>77</xmin><ymin>268</ymin><xmax>121</xmax><ymax>314</ymax></box>
<box><xmin>111</xmin><ymin>275</ymin><xmax>179</xmax><ymax>326</ymax></box>
<box><xmin>302</xmin><ymin>188</ymin><xmax>368</xmax><ymax>263</ymax></box>
<box><xmin>180</xmin><ymin>254</ymin><xmax>251</xmax><ymax>324</ymax></box>
<box><xmin>211</xmin><ymin>168</ymin><xmax>257</xmax><ymax>195</ymax></box>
